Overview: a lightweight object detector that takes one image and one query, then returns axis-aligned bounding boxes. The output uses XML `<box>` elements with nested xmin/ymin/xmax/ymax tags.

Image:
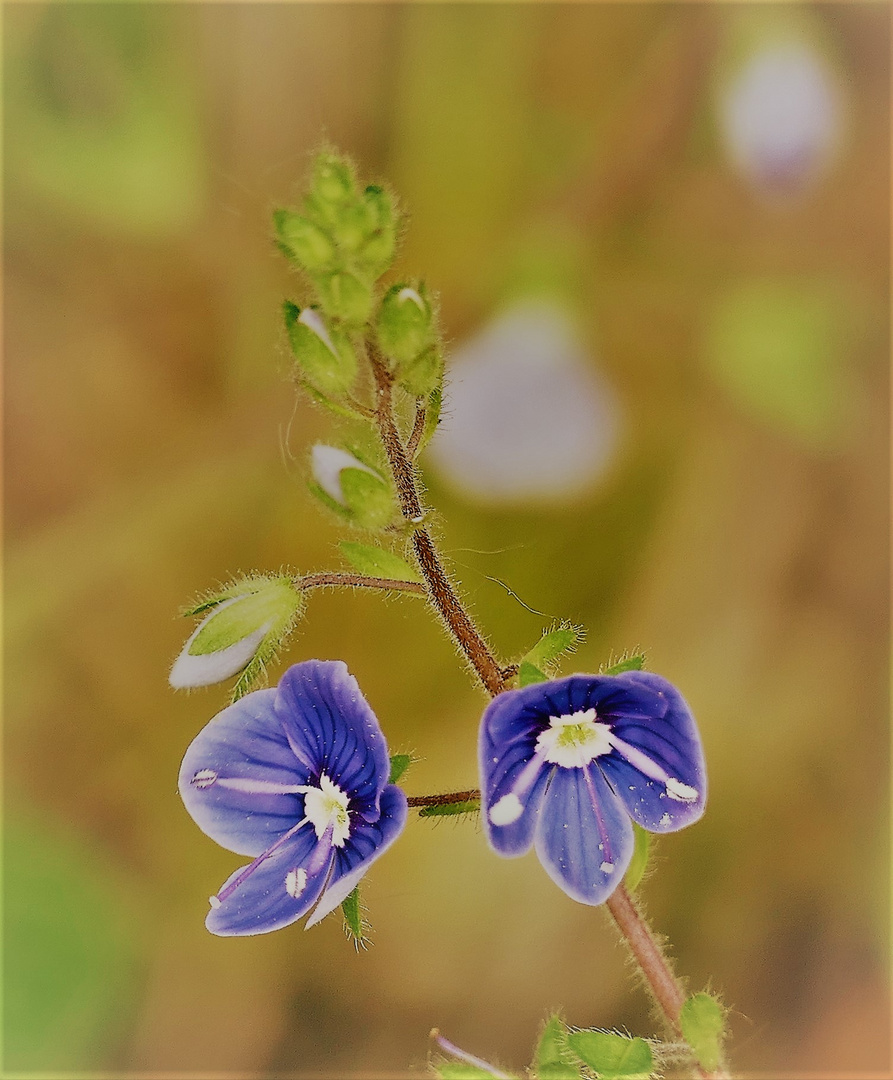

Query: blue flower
<box><xmin>479</xmin><ymin>671</ymin><xmax>706</xmax><ymax>904</ymax></box>
<box><xmin>179</xmin><ymin>659</ymin><xmax>407</xmax><ymax>936</ymax></box>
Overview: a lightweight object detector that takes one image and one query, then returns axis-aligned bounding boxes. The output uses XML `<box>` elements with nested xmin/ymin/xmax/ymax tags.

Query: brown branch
<box><xmin>298</xmin><ymin>572</ymin><xmax>425</xmax><ymax>595</ymax></box>
<box><xmin>406</xmin><ymin>398</ymin><xmax>427</xmax><ymax>459</ymax></box>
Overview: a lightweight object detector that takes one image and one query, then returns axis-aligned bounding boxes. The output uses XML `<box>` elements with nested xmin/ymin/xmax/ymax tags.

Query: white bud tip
<box><xmin>297</xmin><ymin>308</ymin><xmax>338</xmax><ymax>356</ymax></box>
<box><xmin>666</xmin><ymin>778</ymin><xmax>698</xmax><ymax>803</ymax></box>
<box><xmin>397</xmin><ymin>287</ymin><xmax>425</xmax><ymax>311</ymax></box>
<box><xmin>489</xmin><ymin>793</ymin><xmax>523</xmax><ymax>826</ymax></box>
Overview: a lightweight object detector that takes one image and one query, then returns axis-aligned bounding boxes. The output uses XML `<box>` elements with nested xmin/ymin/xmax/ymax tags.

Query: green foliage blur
<box><xmin>3</xmin><ymin>4</ymin><xmax>889</xmax><ymax>1077</ymax></box>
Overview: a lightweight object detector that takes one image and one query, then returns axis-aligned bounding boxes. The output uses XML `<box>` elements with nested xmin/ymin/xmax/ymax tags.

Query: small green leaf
<box><xmin>435</xmin><ymin>1065</ymin><xmax>502</xmax><ymax>1080</ymax></box>
<box><xmin>339</xmin><ymin>541</ymin><xmax>422</xmax><ymax>583</ymax></box>
<box><xmin>624</xmin><ymin>824</ymin><xmax>651</xmax><ymax>893</ymax></box>
<box><xmin>418</xmin><ymin>799</ymin><xmax>480</xmax><ymax>818</ymax></box>
<box><xmin>519</xmin><ymin>661</ymin><xmax>548</xmax><ymax>687</ymax></box>
<box><xmin>388</xmin><ymin>754</ymin><xmax>412</xmax><ymax>784</ymax></box>
<box><xmin>341</xmin><ymin>886</ymin><xmax>367</xmax><ymax>947</ymax></box>
<box><xmin>339</xmin><ymin>469</ymin><xmax>396</xmax><ymax>530</ymax></box>
<box><xmin>603</xmin><ymin>653</ymin><xmax>645</xmax><ymax>676</ymax></box>
<box><xmin>679</xmin><ymin>993</ymin><xmax>725</xmax><ymax>1073</ymax></box>
<box><xmin>534</xmin><ymin>1015</ymin><xmax>580</xmax><ymax>1079</ymax></box>
<box><xmin>524</xmin><ymin>624</ymin><xmax>584</xmax><ymax>670</ymax></box>
<box><xmin>565</xmin><ymin>1031</ymin><xmax>653</xmax><ymax>1079</ymax></box>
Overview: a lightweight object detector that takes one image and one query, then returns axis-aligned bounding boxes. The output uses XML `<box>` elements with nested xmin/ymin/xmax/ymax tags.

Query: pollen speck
<box><xmin>660</xmin><ymin>812</ymin><xmax>671</xmax><ymax>826</ymax></box>
<box><xmin>489</xmin><ymin>793</ymin><xmax>523</xmax><ymax>826</ymax></box>
<box><xmin>599</xmin><ymin>861</ymin><xmax>614</xmax><ymax>874</ymax></box>
<box><xmin>285</xmin><ymin>868</ymin><xmax>308</xmax><ymax>898</ymax></box>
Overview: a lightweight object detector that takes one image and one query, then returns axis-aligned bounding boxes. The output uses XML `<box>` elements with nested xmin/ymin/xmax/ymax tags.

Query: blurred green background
<box><xmin>3</xmin><ymin>3</ymin><xmax>889</xmax><ymax>1077</ymax></box>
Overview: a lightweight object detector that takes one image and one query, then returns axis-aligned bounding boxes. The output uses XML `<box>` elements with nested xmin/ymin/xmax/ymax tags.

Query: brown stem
<box><xmin>369</xmin><ymin>349</ymin><xmax>506</xmax><ymax>697</ymax></box>
<box><xmin>298</xmin><ymin>572</ymin><xmax>425</xmax><ymax>595</ymax></box>
<box><xmin>606</xmin><ymin>884</ymin><xmax>728</xmax><ymax>1080</ymax></box>
<box><xmin>406</xmin><ymin>788</ymin><xmax>480</xmax><ymax>808</ymax></box>
<box><xmin>406</xmin><ymin>398</ymin><xmax>427</xmax><ymax>458</ymax></box>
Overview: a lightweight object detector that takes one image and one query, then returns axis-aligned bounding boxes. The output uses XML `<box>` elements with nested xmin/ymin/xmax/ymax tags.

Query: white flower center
<box><xmin>302</xmin><ymin>773</ymin><xmax>351</xmax><ymax>847</ymax></box>
<box><xmin>535</xmin><ymin>708</ymin><xmax>613</xmax><ymax>768</ymax></box>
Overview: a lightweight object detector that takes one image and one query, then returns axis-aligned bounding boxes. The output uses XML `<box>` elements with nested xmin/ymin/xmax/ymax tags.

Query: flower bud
<box><xmin>311</xmin><ymin>152</ymin><xmax>357</xmax><ymax>205</ymax></box>
<box><xmin>376</xmin><ymin>284</ymin><xmax>434</xmax><ymax>366</ymax></box>
<box><xmin>356</xmin><ymin>185</ymin><xmax>398</xmax><ymax>274</ymax></box>
<box><xmin>273</xmin><ymin>210</ymin><xmax>337</xmax><ymax>271</ymax></box>
<box><xmin>397</xmin><ymin>344</ymin><xmax>443</xmax><ymax>398</ymax></box>
<box><xmin>170</xmin><ymin>576</ymin><xmax>303</xmax><ymax>690</ymax></box>
<box><xmin>310</xmin><ymin>444</ymin><xmax>394</xmax><ymax>529</ymax></box>
<box><xmin>315</xmin><ymin>270</ymin><xmax>373</xmax><ymax>327</ymax></box>
<box><xmin>283</xmin><ymin>302</ymin><xmax>357</xmax><ymax>395</ymax></box>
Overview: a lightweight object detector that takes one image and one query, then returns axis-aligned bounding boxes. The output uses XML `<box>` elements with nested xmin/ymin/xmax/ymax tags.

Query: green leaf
<box><xmin>565</xmin><ymin>1031</ymin><xmax>653</xmax><ymax>1079</ymax></box>
<box><xmin>603</xmin><ymin>653</ymin><xmax>645</xmax><ymax>676</ymax></box>
<box><xmin>339</xmin><ymin>541</ymin><xmax>421</xmax><ymax>583</ymax></box>
<box><xmin>519</xmin><ymin>661</ymin><xmax>548</xmax><ymax>687</ymax></box>
<box><xmin>435</xmin><ymin>1065</ymin><xmax>503</xmax><ymax>1080</ymax></box>
<box><xmin>341</xmin><ymin>886</ymin><xmax>367</xmax><ymax>947</ymax></box>
<box><xmin>623</xmin><ymin>824</ymin><xmax>651</xmax><ymax>893</ymax></box>
<box><xmin>339</xmin><ymin>468</ymin><xmax>395</xmax><ymax>529</ymax></box>
<box><xmin>534</xmin><ymin>1015</ymin><xmax>580</xmax><ymax>1079</ymax></box>
<box><xmin>523</xmin><ymin>624</ymin><xmax>584</xmax><ymax>670</ymax></box>
<box><xmin>418</xmin><ymin>799</ymin><xmax>480</xmax><ymax>818</ymax></box>
<box><xmin>679</xmin><ymin>993</ymin><xmax>725</xmax><ymax>1073</ymax></box>
<box><xmin>388</xmin><ymin>753</ymin><xmax>412</xmax><ymax>784</ymax></box>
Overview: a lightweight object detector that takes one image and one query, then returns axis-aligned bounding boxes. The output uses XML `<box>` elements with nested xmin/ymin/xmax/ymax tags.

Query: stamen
<box><xmin>285</xmin><ymin>868</ymin><xmax>308</xmax><ymax>898</ymax></box>
<box><xmin>487</xmin><ymin>749</ymin><xmax>547</xmax><ymax>827</ymax></box>
<box><xmin>213</xmin><ymin>816</ymin><xmax>309</xmax><ymax>905</ymax></box>
<box><xmin>608</xmin><ymin>733</ymin><xmax>698</xmax><ymax>804</ymax></box>
<box><xmin>192</xmin><ymin>769</ymin><xmax>218</xmax><ymax>788</ymax></box>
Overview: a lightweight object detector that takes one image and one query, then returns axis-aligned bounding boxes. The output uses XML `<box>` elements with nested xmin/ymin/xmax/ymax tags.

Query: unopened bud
<box><xmin>310</xmin><ymin>445</ymin><xmax>394</xmax><ymax>529</ymax></box>
<box><xmin>356</xmin><ymin>185</ymin><xmax>398</xmax><ymax>274</ymax></box>
<box><xmin>376</xmin><ymin>284</ymin><xmax>434</xmax><ymax>366</ymax></box>
<box><xmin>170</xmin><ymin>577</ymin><xmax>303</xmax><ymax>690</ymax></box>
<box><xmin>284</xmin><ymin>302</ymin><xmax>357</xmax><ymax>395</ymax></box>
<box><xmin>273</xmin><ymin>210</ymin><xmax>337</xmax><ymax>271</ymax></box>
<box><xmin>398</xmin><ymin>343</ymin><xmax>443</xmax><ymax>398</ymax></box>
<box><xmin>315</xmin><ymin>271</ymin><xmax>373</xmax><ymax>327</ymax></box>
<box><xmin>311</xmin><ymin>152</ymin><xmax>356</xmax><ymax>205</ymax></box>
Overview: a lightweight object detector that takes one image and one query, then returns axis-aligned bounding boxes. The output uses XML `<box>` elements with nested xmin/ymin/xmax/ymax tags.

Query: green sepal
<box><xmin>399</xmin><ymin>344</ymin><xmax>443</xmax><ymax>398</ymax></box>
<box><xmin>273</xmin><ymin>209</ymin><xmax>337</xmax><ymax>271</ymax></box>
<box><xmin>296</xmin><ymin>378</ymin><xmax>367</xmax><ymax>420</ymax></box>
<box><xmin>284</xmin><ymin>301</ymin><xmax>357</xmax><ymax>396</ymax></box>
<box><xmin>534</xmin><ymin>1015</ymin><xmax>581</xmax><ymax>1079</ymax></box>
<box><xmin>376</xmin><ymin>283</ymin><xmax>435</xmax><ymax>366</ymax></box>
<box><xmin>565</xmin><ymin>1031</ymin><xmax>653</xmax><ymax>1079</ymax></box>
<box><xmin>388</xmin><ymin>754</ymin><xmax>413</xmax><ymax>785</ymax></box>
<box><xmin>623</xmin><ymin>823</ymin><xmax>651</xmax><ymax>893</ymax></box>
<box><xmin>188</xmin><ymin>578</ymin><xmax>302</xmax><ymax>657</ymax></box>
<box><xmin>679</xmin><ymin>993</ymin><xmax>725</xmax><ymax>1073</ymax></box>
<box><xmin>338</xmin><ymin>541</ymin><xmax>422</xmax><ymax>583</ymax></box>
<box><xmin>356</xmin><ymin>185</ymin><xmax>398</xmax><ymax>274</ymax></box>
<box><xmin>339</xmin><ymin>468</ymin><xmax>396</xmax><ymax>529</ymax></box>
<box><xmin>314</xmin><ymin>269</ymin><xmax>373</xmax><ymax>327</ymax></box>
<box><xmin>418</xmin><ymin>384</ymin><xmax>443</xmax><ymax>452</ymax></box>
<box><xmin>602</xmin><ymin>653</ymin><xmax>645</xmax><ymax>676</ymax></box>
<box><xmin>523</xmin><ymin>623</ymin><xmax>586</xmax><ymax>673</ymax></box>
<box><xmin>418</xmin><ymin>799</ymin><xmax>480</xmax><ymax>818</ymax></box>
<box><xmin>341</xmin><ymin>886</ymin><xmax>368</xmax><ymax>948</ymax></box>
<box><xmin>519</xmin><ymin>662</ymin><xmax>549</xmax><ymax>687</ymax></box>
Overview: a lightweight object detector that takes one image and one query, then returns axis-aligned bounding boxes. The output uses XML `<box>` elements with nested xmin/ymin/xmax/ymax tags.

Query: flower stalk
<box><xmin>365</xmin><ymin>337</ymin><xmax>726</xmax><ymax>1077</ymax></box>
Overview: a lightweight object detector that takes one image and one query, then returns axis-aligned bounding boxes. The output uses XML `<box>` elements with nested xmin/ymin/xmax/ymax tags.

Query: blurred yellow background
<box><xmin>3</xmin><ymin>3</ymin><xmax>889</xmax><ymax>1077</ymax></box>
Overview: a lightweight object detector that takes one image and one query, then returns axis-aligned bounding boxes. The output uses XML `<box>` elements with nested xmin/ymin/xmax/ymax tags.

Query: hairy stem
<box><xmin>298</xmin><ymin>571</ymin><xmax>425</xmax><ymax>594</ymax></box>
<box><xmin>406</xmin><ymin>789</ymin><xmax>480</xmax><ymax>809</ymax></box>
<box><xmin>369</xmin><ymin>348</ymin><xmax>506</xmax><ymax>696</ymax></box>
<box><xmin>607</xmin><ymin>884</ymin><xmax>728</xmax><ymax>1079</ymax></box>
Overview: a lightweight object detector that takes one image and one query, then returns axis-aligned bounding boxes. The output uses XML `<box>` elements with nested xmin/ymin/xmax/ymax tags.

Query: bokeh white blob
<box><xmin>718</xmin><ymin>42</ymin><xmax>843</xmax><ymax>193</ymax></box>
<box><xmin>429</xmin><ymin>301</ymin><xmax>621</xmax><ymax>503</ymax></box>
